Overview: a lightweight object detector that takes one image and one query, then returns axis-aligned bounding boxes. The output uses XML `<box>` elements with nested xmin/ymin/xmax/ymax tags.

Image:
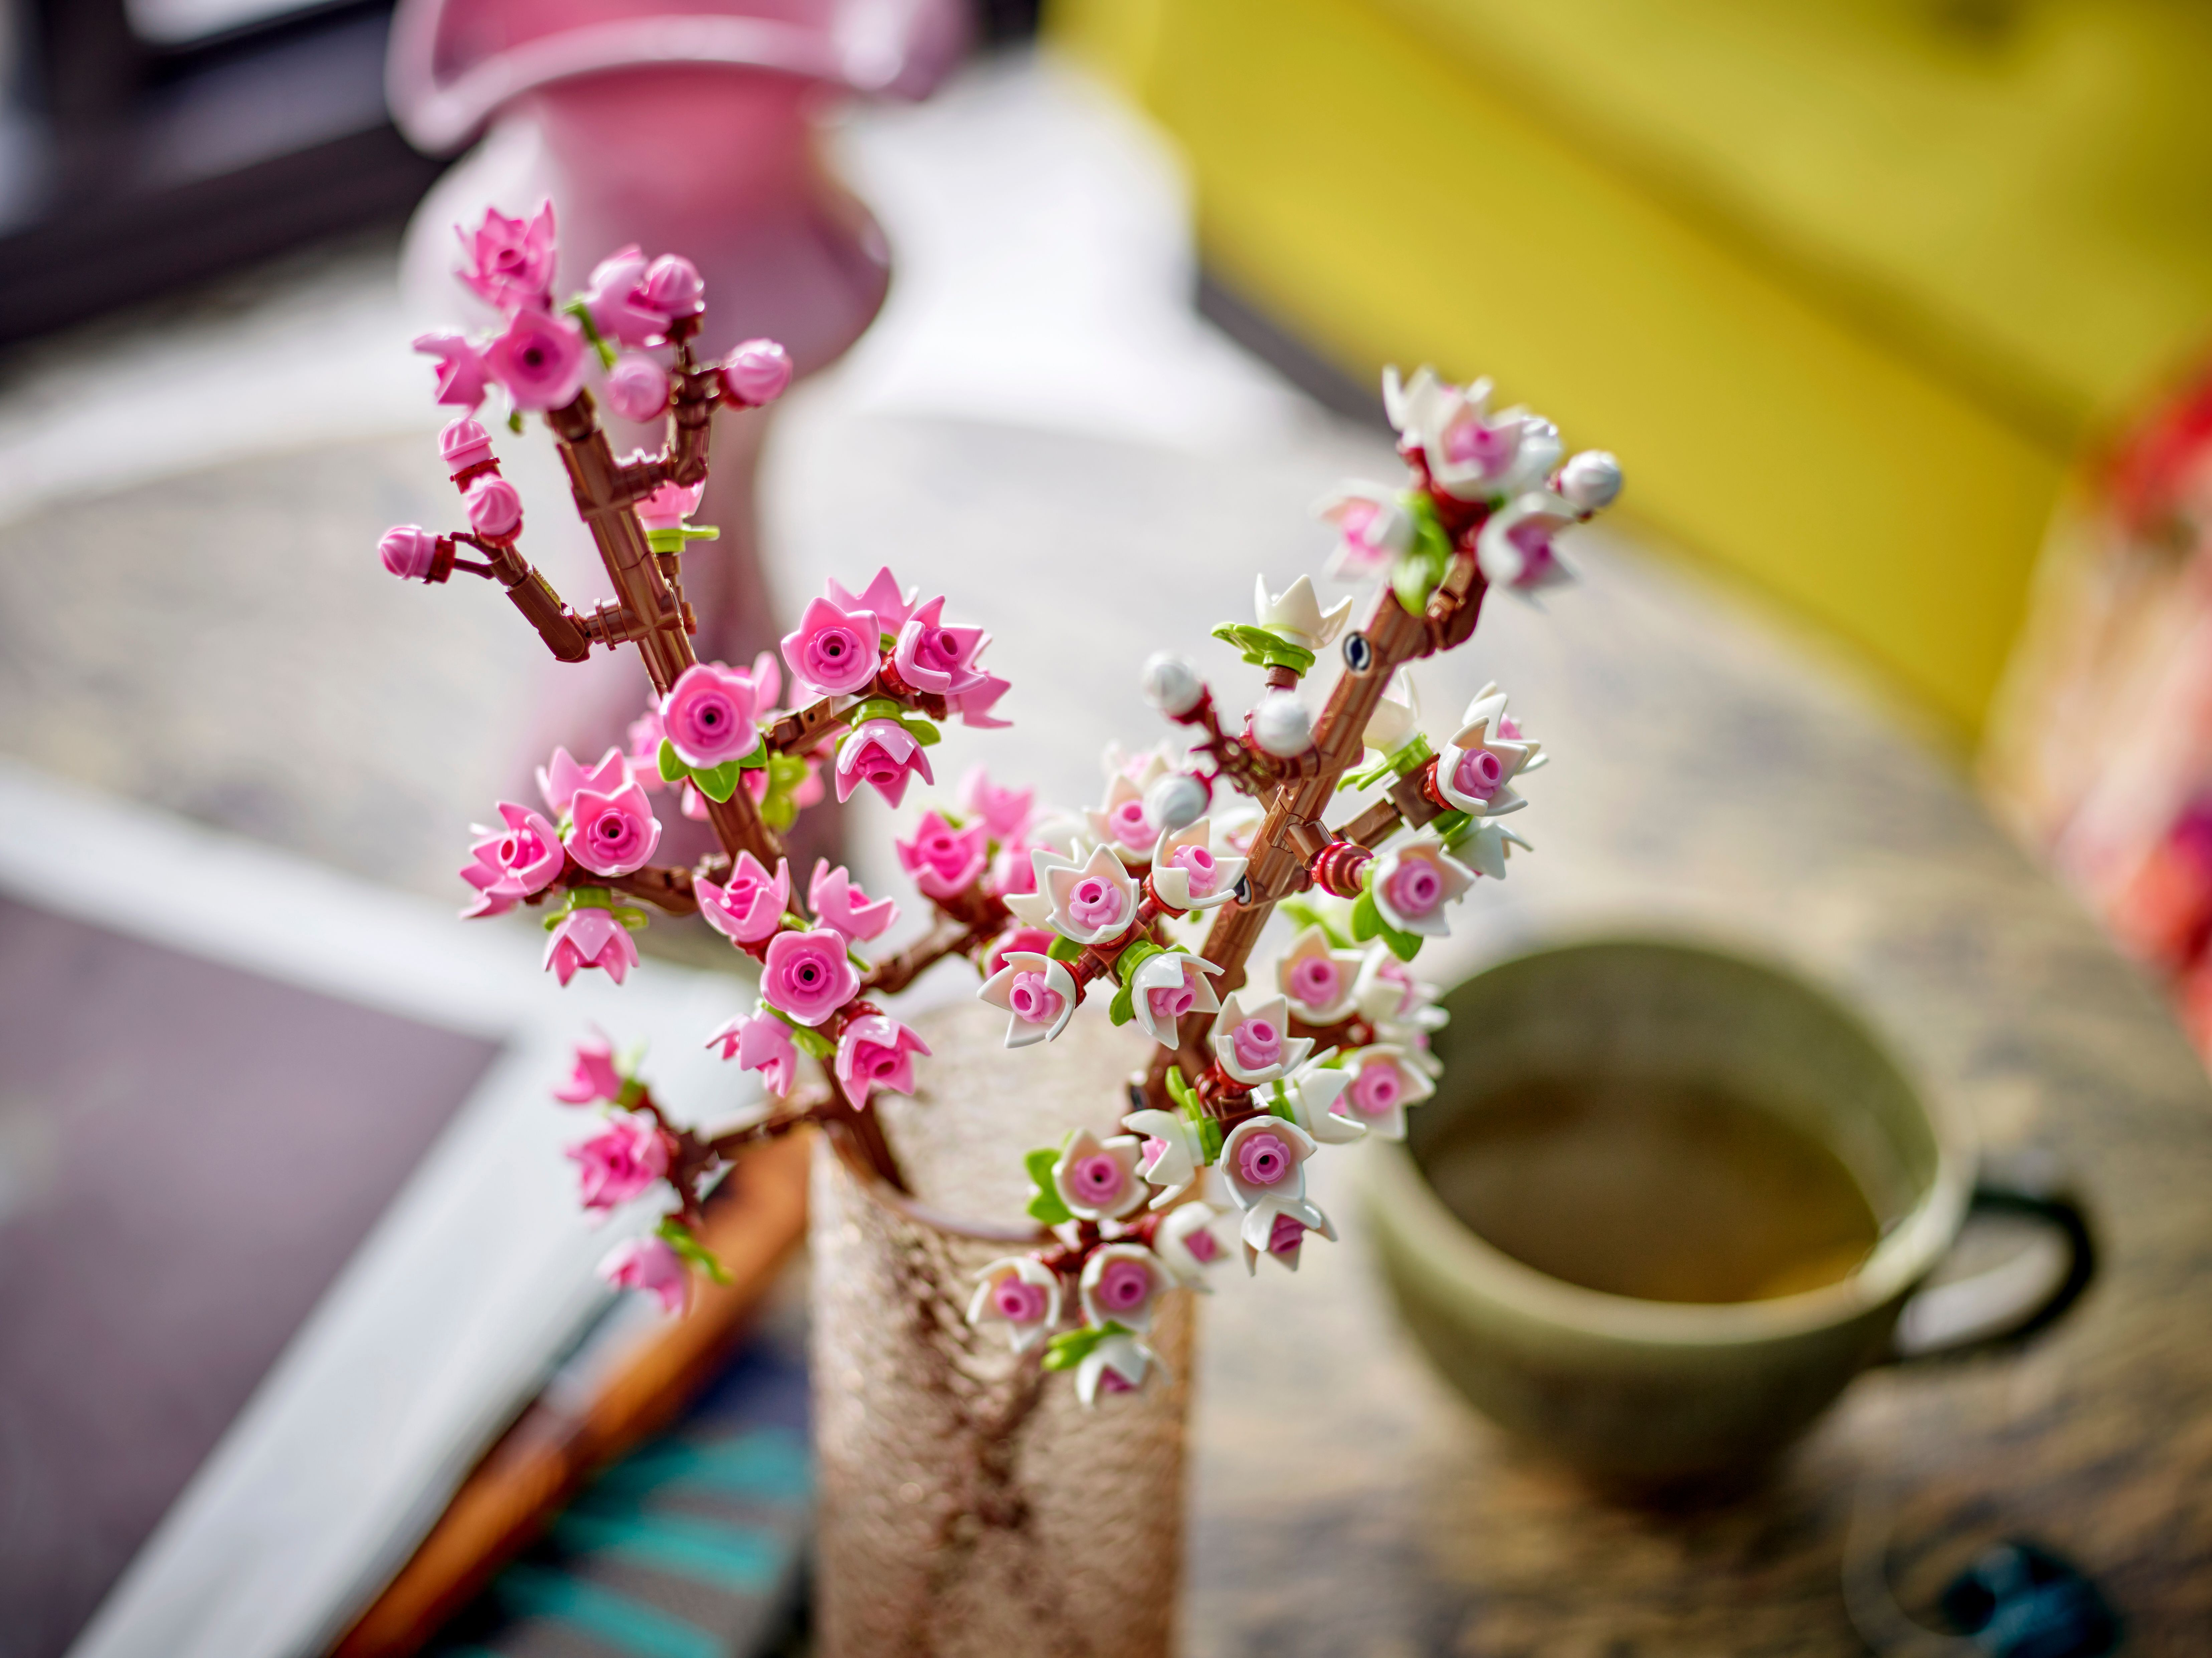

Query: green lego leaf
<box><xmin>1024</xmin><ymin>1145</ymin><xmax>1074</xmax><ymax>1227</ymax></box>
<box><xmin>1047</xmin><ymin>935</ymin><xmax>1084</xmax><ymax>964</ymax></box>
<box><xmin>657</xmin><ymin>1220</ymin><xmax>732</xmax><ymax>1285</ymax></box>
<box><xmin>1042</xmin><ymin>1321</ymin><xmax>1129</xmax><ymax>1372</ymax></box>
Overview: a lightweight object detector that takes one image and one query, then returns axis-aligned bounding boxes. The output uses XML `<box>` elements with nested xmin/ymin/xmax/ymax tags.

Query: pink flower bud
<box><xmin>1235</xmin><ymin>1130</ymin><xmax>1292</xmax><ymax>1187</ymax></box>
<box><xmin>1067</xmin><ymin>875</ymin><xmax>1127</xmax><ymax>934</ymax></box>
<box><xmin>553</xmin><ymin>1036</ymin><xmax>625</xmax><ymax>1105</ymax></box>
<box><xmin>1349</xmin><ymin>1059</ymin><xmax>1405</xmax><ymax>1116</ymax></box>
<box><xmin>1070</xmin><ymin>1154</ymin><xmax>1126</xmax><ymax>1208</ymax></box>
<box><xmin>1269</xmin><ymin>1213</ymin><xmax>1308</xmax><ymax>1256</ymax></box>
<box><xmin>379</xmin><ymin>525</ymin><xmax>445</xmax><ymax>582</ymax></box>
<box><xmin>1105</xmin><ymin>797</ymin><xmax>1154</xmax><ymax>852</ymax></box>
<box><xmin>1007</xmin><ymin>970</ymin><xmax>1064</xmax><ymax>1026</ymax></box>
<box><xmin>1385</xmin><ymin>859</ymin><xmax>1445</xmax><ymax>918</ymax></box>
<box><xmin>1452</xmin><ymin>748</ymin><xmax>1505</xmax><ymax>800</ymax></box>
<box><xmin>464</xmin><ymin>474</ymin><xmax>523</xmax><ymax>540</ymax></box>
<box><xmin>640</xmin><ymin>254</ymin><xmax>703</xmax><ymax>318</ymax></box>
<box><xmin>994</xmin><ymin>1277</ymin><xmax>1048</xmax><ymax>1323</ymax></box>
<box><xmin>604</xmin><ymin>352</ymin><xmax>671</xmax><ymax>423</ymax></box>
<box><xmin>760</xmin><ymin>928</ymin><xmax>861</xmax><ymax>1026</ymax></box>
<box><xmin>439</xmin><ymin>416</ymin><xmax>495</xmax><ymax>474</ymax></box>
<box><xmin>567</xmin><ymin>1112</ymin><xmax>669</xmax><ymax>1210</ymax></box>
<box><xmin>1287</xmin><ymin>956</ymin><xmax>1341</xmax><ymax>1011</ymax></box>
<box><xmin>1146</xmin><ymin>980</ymin><xmax>1194</xmax><ymax>1023</ymax></box>
<box><xmin>721</xmin><ymin>338</ymin><xmax>792</xmax><ymax>406</ymax></box>
<box><xmin>1231</xmin><ymin>1017</ymin><xmax>1283</xmax><ymax>1074</ymax></box>
<box><xmin>599</xmin><ymin>1234</ymin><xmax>688</xmax><ymax>1315</ymax></box>
<box><xmin>1164</xmin><ymin>844</ymin><xmax>1217</xmax><ymax>898</ymax></box>
<box><xmin>1095</xmin><ymin>1259</ymin><xmax>1152</xmax><ymax>1313</ymax></box>
<box><xmin>454</xmin><ymin>201</ymin><xmax>557</xmax><ymax>313</ymax></box>
<box><xmin>894</xmin><ymin>811</ymin><xmax>990</xmax><ymax>900</ymax></box>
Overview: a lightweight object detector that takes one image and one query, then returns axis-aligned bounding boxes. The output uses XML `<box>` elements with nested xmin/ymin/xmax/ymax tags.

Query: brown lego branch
<box><xmin>1139</xmin><ymin>550</ymin><xmax>1490</xmax><ymax>1105</ymax></box>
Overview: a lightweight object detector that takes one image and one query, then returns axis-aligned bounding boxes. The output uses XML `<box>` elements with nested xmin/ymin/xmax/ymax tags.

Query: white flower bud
<box><xmin>1145</xmin><ymin>772</ymin><xmax>1209</xmax><ymax>835</ymax></box>
<box><xmin>1141</xmin><ymin>651</ymin><xmax>1206</xmax><ymax>717</ymax></box>
<box><xmin>1557</xmin><ymin>450</ymin><xmax>1622</xmax><ymax>514</ymax></box>
<box><xmin>1251</xmin><ymin>693</ymin><xmax>1314</xmax><ymax>758</ymax></box>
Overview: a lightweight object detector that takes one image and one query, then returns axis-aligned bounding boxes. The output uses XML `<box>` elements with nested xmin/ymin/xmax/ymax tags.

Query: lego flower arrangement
<box><xmin>378</xmin><ymin>203</ymin><xmax>1621</xmax><ymax>1412</ymax></box>
<box><xmin>378</xmin><ymin>203</ymin><xmax>1039</xmax><ymax>1313</ymax></box>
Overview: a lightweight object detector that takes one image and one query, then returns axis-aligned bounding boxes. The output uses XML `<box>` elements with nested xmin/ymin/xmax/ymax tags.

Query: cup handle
<box><xmin>1882</xmin><ymin>1158</ymin><xmax>2097</xmax><ymax>1364</ymax></box>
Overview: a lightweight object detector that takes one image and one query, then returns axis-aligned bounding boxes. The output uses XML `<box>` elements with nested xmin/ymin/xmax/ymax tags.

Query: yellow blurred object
<box><xmin>1051</xmin><ymin>0</ymin><xmax>2212</xmax><ymax>738</ymax></box>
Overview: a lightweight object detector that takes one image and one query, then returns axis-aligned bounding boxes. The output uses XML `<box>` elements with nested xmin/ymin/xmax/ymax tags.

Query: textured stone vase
<box><xmin>809</xmin><ymin>1003</ymin><xmax>1191</xmax><ymax>1658</ymax></box>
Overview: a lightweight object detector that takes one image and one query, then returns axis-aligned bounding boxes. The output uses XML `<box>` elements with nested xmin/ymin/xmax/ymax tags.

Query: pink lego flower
<box><xmin>564</xmin><ymin>780</ymin><xmax>662</xmax><ymax>877</ymax></box>
<box><xmin>635</xmin><ymin>480</ymin><xmax>705</xmax><ymax>535</ymax></box>
<box><xmin>808</xmin><ymin>860</ymin><xmax>898</xmax><ymax>944</ymax></box>
<box><xmin>958</xmin><ymin>767</ymin><xmax>1033</xmax><ymax>841</ymax></box>
<box><xmin>1316</xmin><ymin>484</ymin><xmax>1414</xmax><ymax>578</ymax></box>
<box><xmin>459</xmin><ymin>801</ymin><xmax>563</xmax><ymax>917</ymax></box>
<box><xmin>640</xmin><ymin>254</ymin><xmax>703</xmax><ymax>318</ymax></box>
<box><xmin>537</xmin><ymin>748</ymin><xmax>629</xmax><ymax>817</ymax></box>
<box><xmin>484</xmin><ymin>306</ymin><xmax>587</xmax><ymax>413</ymax></box>
<box><xmin>720</xmin><ymin>339</ymin><xmax>792</xmax><ymax>407</ymax></box>
<box><xmin>568</xmin><ymin>1111</ymin><xmax>670</xmax><ymax>1210</ymax></box>
<box><xmin>455</xmin><ymin>202</ymin><xmax>557</xmax><ymax>313</ymax></box>
<box><xmin>953</xmin><ymin>671</ymin><xmax>1012</xmax><ymax>730</ymax></box>
<box><xmin>439</xmin><ymin>417</ymin><xmax>495</xmax><ymax>474</ymax></box>
<box><xmin>599</xmin><ymin>1234</ymin><xmax>688</xmax><ymax>1315</ymax></box>
<box><xmin>412</xmin><ymin>331</ymin><xmax>492</xmax><ymax>410</ymax></box>
<box><xmin>604</xmin><ymin>353</ymin><xmax>671</xmax><ymax>423</ymax></box>
<box><xmin>892</xmin><ymin>596</ymin><xmax>988</xmax><ymax>696</ymax></box>
<box><xmin>379</xmin><ymin>525</ymin><xmax>446</xmax><ymax>583</ymax></box>
<box><xmin>826</xmin><ymin>567</ymin><xmax>917</xmax><ymax>633</ymax></box>
<box><xmin>834</xmin><ymin>1013</ymin><xmax>930</xmax><ymax>1111</ymax></box>
<box><xmin>1275</xmin><ymin>925</ymin><xmax>1365</xmax><ymax>1025</ymax></box>
<box><xmin>660</xmin><ymin>662</ymin><xmax>761</xmax><ymax>770</ymax></box>
<box><xmin>780</xmin><ymin>594</ymin><xmax>882</xmax><ymax>696</ymax></box>
<box><xmin>759</xmin><ymin>928</ymin><xmax>860</xmax><ymax>1026</ymax></box>
<box><xmin>705</xmin><ymin>1007</ymin><xmax>800</xmax><ymax>1096</ymax></box>
<box><xmin>577</xmin><ymin>245</ymin><xmax>658</xmax><ymax>346</ymax></box>
<box><xmin>834</xmin><ymin>719</ymin><xmax>932</xmax><ymax>809</ymax></box>
<box><xmin>545</xmin><ymin>906</ymin><xmax>640</xmax><ymax>986</ymax></box>
<box><xmin>553</xmin><ymin>1034</ymin><xmax>625</xmax><ymax>1105</ymax></box>
<box><xmin>695</xmin><ymin>852</ymin><xmax>790</xmax><ymax>946</ymax></box>
<box><xmin>463</xmin><ymin>474</ymin><xmax>522</xmax><ymax>541</ymax></box>
<box><xmin>895</xmin><ymin>811</ymin><xmax>989</xmax><ymax>900</ymax></box>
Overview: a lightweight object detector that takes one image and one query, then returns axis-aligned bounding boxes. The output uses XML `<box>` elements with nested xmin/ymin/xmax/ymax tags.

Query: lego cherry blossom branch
<box><xmin>374</xmin><ymin>204</ymin><xmax>1043</xmax><ymax>1309</ymax></box>
<box><xmin>963</xmin><ymin>366</ymin><xmax>1622</xmax><ymax>1400</ymax></box>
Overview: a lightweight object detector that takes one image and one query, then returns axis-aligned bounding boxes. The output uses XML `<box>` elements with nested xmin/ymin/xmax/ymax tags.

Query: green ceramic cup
<box><xmin>1362</xmin><ymin>937</ymin><xmax>2092</xmax><ymax>1485</ymax></box>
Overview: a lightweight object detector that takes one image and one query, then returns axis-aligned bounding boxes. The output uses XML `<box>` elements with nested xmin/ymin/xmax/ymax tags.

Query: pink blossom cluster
<box><xmin>412</xmin><ymin>200</ymin><xmax>792</xmax><ymax>425</ymax></box>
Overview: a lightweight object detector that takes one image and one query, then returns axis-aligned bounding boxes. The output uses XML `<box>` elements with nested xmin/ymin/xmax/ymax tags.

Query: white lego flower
<box><xmin>1149</xmin><ymin>818</ymin><xmax>1246</xmax><ymax>913</ymax></box>
<box><xmin>1435</xmin><ymin>681</ymin><xmax>1539</xmax><ymax>817</ymax></box>
<box><xmin>1275</xmin><ymin>925</ymin><xmax>1367</xmax><ymax>1025</ymax></box>
<box><xmin>976</xmin><ymin>951</ymin><xmax>1080</xmax><ymax>1048</ymax></box>
<box><xmin>1210</xmin><ymin>992</ymin><xmax>1314</xmax><ymax>1086</ymax></box>
<box><xmin>966</xmin><ymin>1256</ymin><xmax>1062</xmax><ymax>1354</ymax></box>
<box><xmin>1255</xmin><ymin>572</ymin><xmax>1352</xmax><ymax>650</ymax></box>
